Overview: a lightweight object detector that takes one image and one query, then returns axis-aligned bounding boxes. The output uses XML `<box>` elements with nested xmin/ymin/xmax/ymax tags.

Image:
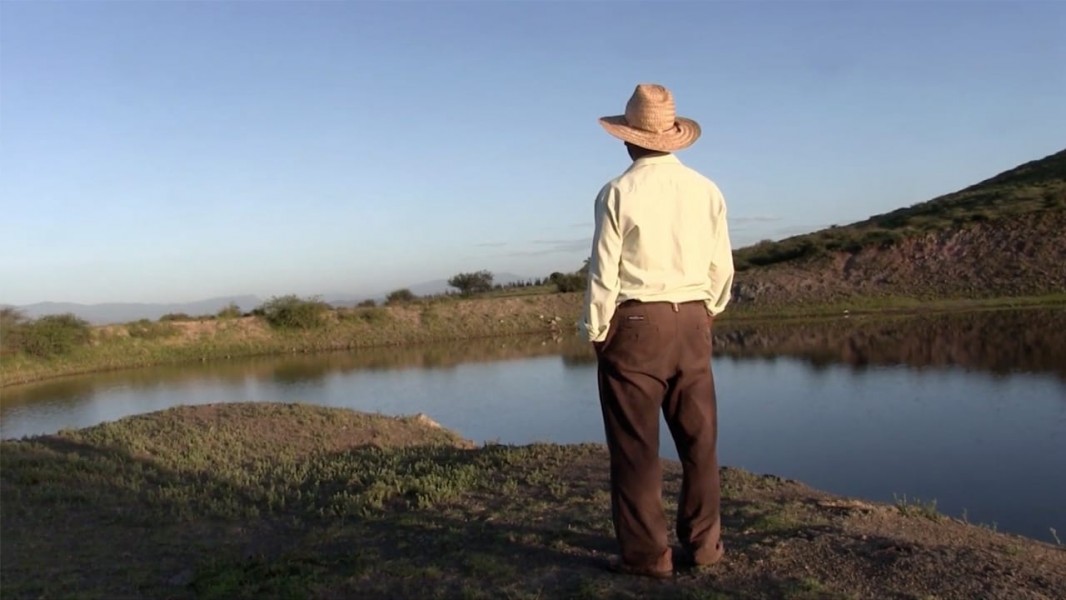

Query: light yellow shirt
<box><xmin>583</xmin><ymin>154</ymin><xmax>734</xmax><ymax>343</ymax></box>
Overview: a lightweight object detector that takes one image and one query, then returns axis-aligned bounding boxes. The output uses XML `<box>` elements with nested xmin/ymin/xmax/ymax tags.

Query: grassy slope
<box><xmin>733</xmin><ymin>148</ymin><xmax>1066</xmax><ymax>271</ymax></box>
<box><xmin>2</xmin><ymin>404</ymin><xmax>1063</xmax><ymax>600</ymax></box>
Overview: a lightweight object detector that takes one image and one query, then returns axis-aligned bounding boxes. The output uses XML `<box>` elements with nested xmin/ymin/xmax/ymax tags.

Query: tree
<box><xmin>550</xmin><ymin>262</ymin><xmax>590</xmax><ymax>293</ymax></box>
<box><xmin>447</xmin><ymin>270</ymin><xmax>494</xmax><ymax>296</ymax></box>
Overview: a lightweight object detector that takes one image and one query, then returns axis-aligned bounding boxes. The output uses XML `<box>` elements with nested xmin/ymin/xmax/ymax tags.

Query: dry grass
<box><xmin>3</xmin><ymin>404</ymin><xmax>1063</xmax><ymax>600</ymax></box>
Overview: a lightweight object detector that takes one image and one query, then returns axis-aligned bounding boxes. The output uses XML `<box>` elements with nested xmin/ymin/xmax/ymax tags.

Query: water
<box><xmin>2</xmin><ymin>309</ymin><xmax>1064</xmax><ymax>541</ymax></box>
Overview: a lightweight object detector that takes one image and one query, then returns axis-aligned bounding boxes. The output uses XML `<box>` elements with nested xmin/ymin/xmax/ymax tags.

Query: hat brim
<box><xmin>598</xmin><ymin>115</ymin><xmax>701</xmax><ymax>152</ymax></box>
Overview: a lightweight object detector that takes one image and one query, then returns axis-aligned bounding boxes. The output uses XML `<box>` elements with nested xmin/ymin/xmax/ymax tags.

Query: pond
<box><xmin>2</xmin><ymin>309</ymin><xmax>1064</xmax><ymax>542</ymax></box>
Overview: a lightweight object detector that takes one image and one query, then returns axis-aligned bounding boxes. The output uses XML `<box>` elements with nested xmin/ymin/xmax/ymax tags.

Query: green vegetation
<box><xmin>0</xmin><ymin>310</ymin><xmax>91</xmax><ymax>358</ymax></box>
<box><xmin>160</xmin><ymin>312</ymin><xmax>194</xmax><ymax>322</ymax></box>
<box><xmin>733</xmin><ymin>148</ymin><xmax>1065</xmax><ymax>271</ymax></box>
<box><xmin>257</xmin><ymin>295</ymin><xmax>330</xmax><ymax>330</ymax></box>
<box><xmin>893</xmin><ymin>494</ymin><xmax>942</xmax><ymax>521</ymax></box>
<box><xmin>0</xmin><ymin>292</ymin><xmax>581</xmax><ymax>387</ymax></box>
<box><xmin>448</xmin><ymin>270</ymin><xmax>494</xmax><ymax>296</ymax></box>
<box><xmin>386</xmin><ymin>288</ymin><xmax>417</xmax><ymax>305</ymax></box>
<box><xmin>338</xmin><ymin>305</ymin><xmax>391</xmax><ymax>325</ymax></box>
<box><xmin>2</xmin><ymin>404</ymin><xmax>1061</xmax><ymax>599</ymax></box>
<box><xmin>3</xmin><ymin>292</ymin><xmax>1065</xmax><ymax>388</ymax></box>
<box><xmin>550</xmin><ymin>270</ymin><xmax>587</xmax><ymax>293</ymax></box>
<box><xmin>217</xmin><ymin>302</ymin><xmax>242</xmax><ymax>319</ymax></box>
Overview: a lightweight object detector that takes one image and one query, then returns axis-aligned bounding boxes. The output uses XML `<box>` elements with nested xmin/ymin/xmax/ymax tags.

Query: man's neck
<box><xmin>630</xmin><ymin>150</ymin><xmax>671</xmax><ymax>162</ymax></box>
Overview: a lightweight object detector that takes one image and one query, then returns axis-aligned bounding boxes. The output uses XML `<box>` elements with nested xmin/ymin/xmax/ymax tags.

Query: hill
<box><xmin>6</xmin><ymin>296</ymin><xmax>263</xmax><ymax>325</ymax></box>
<box><xmin>733</xmin><ymin>149</ymin><xmax>1066</xmax><ymax>304</ymax></box>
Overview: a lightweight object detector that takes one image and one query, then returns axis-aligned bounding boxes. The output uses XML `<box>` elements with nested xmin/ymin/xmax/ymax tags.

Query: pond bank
<box><xmin>1</xmin><ymin>404</ymin><xmax>1062</xmax><ymax>599</ymax></box>
<box><xmin>3</xmin><ymin>292</ymin><xmax>1062</xmax><ymax>388</ymax></box>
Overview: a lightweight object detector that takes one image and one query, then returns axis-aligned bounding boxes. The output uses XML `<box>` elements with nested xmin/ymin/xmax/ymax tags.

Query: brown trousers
<box><xmin>596</xmin><ymin>300</ymin><xmax>722</xmax><ymax>569</ymax></box>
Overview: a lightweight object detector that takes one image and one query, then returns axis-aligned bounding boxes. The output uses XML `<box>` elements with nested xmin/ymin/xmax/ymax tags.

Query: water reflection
<box><xmin>715</xmin><ymin>308</ymin><xmax>1066</xmax><ymax>379</ymax></box>
<box><xmin>0</xmin><ymin>309</ymin><xmax>1063</xmax><ymax>541</ymax></box>
<box><xmin>2</xmin><ymin>335</ymin><xmax>586</xmax><ymax>411</ymax></box>
<box><xmin>4</xmin><ymin>309</ymin><xmax>1063</xmax><ymax>414</ymax></box>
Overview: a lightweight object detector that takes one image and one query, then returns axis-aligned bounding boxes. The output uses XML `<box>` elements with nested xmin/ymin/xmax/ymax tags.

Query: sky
<box><xmin>2</xmin><ymin>1</ymin><xmax>1064</xmax><ymax>306</ymax></box>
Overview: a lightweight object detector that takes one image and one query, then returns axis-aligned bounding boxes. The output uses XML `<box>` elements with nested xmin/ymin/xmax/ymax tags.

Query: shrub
<box><xmin>14</xmin><ymin>313</ymin><xmax>91</xmax><ymax>357</ymax></box>
<box><xmin>386</xmin><ymin>289</ymin><xmax>417</xmax><ymax>305</ymax></box>
<box><xmin>357</xmin><ymin>299</ymin><xmax>377</xmax><ymax>308</ymax></box>
<box><xmin>359</xmin><ymin>307</ymin><xmax>390</xmax><ymax>324</ymax></box>
<box><xmin>216</xmin><ymin>302</ymin><xmax>242</xmax><ymax>319</ymax></box>
<box><xmin>126</xmin><ymin>319</ymin><xmax>178</xmax><ymax>340</ymax></box>
<box><xmin>159</xmin><ymin>313</ymin><xmax>193</xmax><ymax>322</ymax></box>
<box><xmin>0</xmin><ymin>308</ymin><xmax>28</xmax><ymax>354</ymax></box>
<box><xmin>257</xmin><ymin>295</ymin><xmax>330</xmax><ymax>329</ymax></box>
<box><xmin>549</xmin><ymin>272</ymin><xmax>586</xmax><ymax>293</ymax></box>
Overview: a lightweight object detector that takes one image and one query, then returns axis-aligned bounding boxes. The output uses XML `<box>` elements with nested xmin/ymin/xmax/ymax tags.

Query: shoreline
<box><xmin>3</xmin><ymin>292</ymin><xmax>1063</xmax><ymax>389</ymax></box>
<box><xmin>1</xmin><ymin>403</ymin><xmax>1062</xmax><ymax>599</ymax></box>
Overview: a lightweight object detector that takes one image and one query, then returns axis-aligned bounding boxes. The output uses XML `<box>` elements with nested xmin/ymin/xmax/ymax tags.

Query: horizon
<box><xmin>3</xmin><ymin>1</ymin><xmax>1065</xmax><ymax>306</ymax></box>
<box><xmin>4</xmin><ymin>270</ymin><xmax>533</xmax><ymax>308</ymax></box>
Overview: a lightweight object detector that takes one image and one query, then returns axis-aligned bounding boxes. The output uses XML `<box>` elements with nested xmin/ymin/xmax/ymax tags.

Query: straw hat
<box><xmin>599</xmin><ymin>84</ymin><xmax>701</xmax><ymax>152</ymax></box>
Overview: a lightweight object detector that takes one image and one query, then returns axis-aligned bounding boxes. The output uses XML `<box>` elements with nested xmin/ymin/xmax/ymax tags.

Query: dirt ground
<box><xmin>2</xmin><ymin>404</ymin><xmax>1063</xmax><ymax>599</ymax></box>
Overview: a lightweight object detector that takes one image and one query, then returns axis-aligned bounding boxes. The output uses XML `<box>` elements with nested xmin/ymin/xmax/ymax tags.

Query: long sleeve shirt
<box><xmin>583</xmin><ymin>153</ymin><xmax>734</xmax><ymax>343</ymax></box>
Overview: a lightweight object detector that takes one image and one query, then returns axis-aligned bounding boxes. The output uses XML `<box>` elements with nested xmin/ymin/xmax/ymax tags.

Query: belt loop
<box><xmin>672</xmin><ymin>302</ymin><xmax>679</xmax><ymax>313</ymax></box>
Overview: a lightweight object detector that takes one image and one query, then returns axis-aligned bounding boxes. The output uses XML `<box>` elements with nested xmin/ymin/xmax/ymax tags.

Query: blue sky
<box><xmin>2</xmin><ymin>1</ymin><xmax>1064</xmax><ymax>305</ymax></box>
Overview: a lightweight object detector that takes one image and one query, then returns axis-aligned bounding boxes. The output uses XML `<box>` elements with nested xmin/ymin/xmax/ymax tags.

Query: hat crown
<box><xmin>598</xmin><ymin>82</ymin><xmax>699</xmax><ymax>152</ymax></box>
<box><xmin>624</xmin><ymin>84</ymin><xmax>677</xmax><ymax>134</ymax></box>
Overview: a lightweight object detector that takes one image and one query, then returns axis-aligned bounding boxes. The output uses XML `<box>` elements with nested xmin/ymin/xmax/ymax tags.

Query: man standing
<box><xmin>584</xmin><ymin>83</ymin><xmax>734</xmax><ymax>578</ymax></box>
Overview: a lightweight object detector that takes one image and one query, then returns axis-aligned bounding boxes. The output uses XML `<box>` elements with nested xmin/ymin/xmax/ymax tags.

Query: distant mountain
<box><xmin>8</xmin><ymin>296</ymin><xmax>263</xmax><ymax>325</ymax></box>
<box><xmin>7</xmin><ymin>272</ymin><xmax>539</xmax><ymax>322</ymax></box>
<box><xmin>733</xmin><ymin>149</ymin><xmax>1066</xmax><ymax>304</ymax></box>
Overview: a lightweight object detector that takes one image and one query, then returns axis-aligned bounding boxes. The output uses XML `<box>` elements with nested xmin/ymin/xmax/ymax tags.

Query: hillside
<box><xmin>5</xmin><ymin>296</ymin><xmax>263</xmax><ymax>325</ymax></box>
<box><xmin>733</xmin><ymin>150</ymin><xmax>1066</xmax><ymax>304</ymax></box>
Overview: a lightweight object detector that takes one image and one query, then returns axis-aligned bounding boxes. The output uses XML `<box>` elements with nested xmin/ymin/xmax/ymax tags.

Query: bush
<box><xmin>257</xmin><ymin>295</ymin><xmax>330</xmax><ymax>329</ymax></box>
<box><xmin>159</xmin><ymin>313</ymin><xmax>193</xmax><ymax>322</ymax></box>
<box><xmin>549</xmin><ymin>272</ymin><xmax>586</xmax><ymax>293</ymax></box>
<box><xmin>386</xmin><ymin>289</ymin><xmax>417</xmax><ymax>305</ymax></box>
<box><xmin>14</xmin><ymin>313</ymin><xmax>91</xmax><ymax>357</ymax></box>
<box><xmin>358</xmin><ymin>307</ymin><xmax>390</xmax><ymax>324</ymax></box>
<box><xmin>216</xmin><ymin>302</ymin><xmax>242</xmax><ymax>319</ymax></box>
<box><xmin>0</xmin><ymin>308</ymin><xmax>28</xmax><ymax>354</ymax></box>
<box><xmin>126</xmin><ymin>319</ymin><xmax>178</xmax><ymax>339</ymax></box>
<box><xmin>357</xmin><ymin>299</ymin><xmax>377</xmax><ymax>308</ymax></box>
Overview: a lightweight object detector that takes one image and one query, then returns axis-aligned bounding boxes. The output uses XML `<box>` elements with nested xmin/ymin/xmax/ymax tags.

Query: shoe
<box><xmin>607</xmin><ymin>556</ymin><xmax>674</xmax><ymax>580</ymax></box>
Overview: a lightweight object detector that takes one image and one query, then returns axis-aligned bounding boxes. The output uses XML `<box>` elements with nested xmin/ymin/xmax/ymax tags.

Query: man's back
<box><xmin>605</xmin><ymin>154</ymin><xmax>728</xmax><ymax>302</ymax></box>
<box><xmin>585</xmin><ymin>152</ymin><xmax>733</xmax><ymax>344</ymax></box>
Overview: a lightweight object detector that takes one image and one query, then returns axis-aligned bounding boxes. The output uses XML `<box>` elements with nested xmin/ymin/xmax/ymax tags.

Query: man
<box><xmin>584</xmin><ymin>83</ymin><xmax>734</xmax><ymax>578</ymax></box>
